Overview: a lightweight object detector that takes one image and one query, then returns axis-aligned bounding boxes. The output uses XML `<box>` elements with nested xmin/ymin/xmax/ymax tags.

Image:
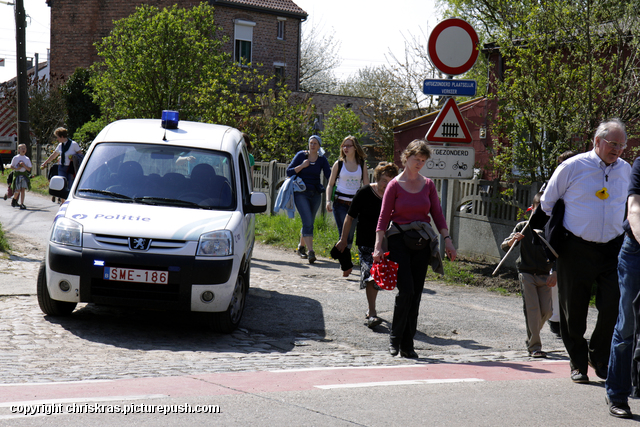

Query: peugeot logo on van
<box><xmin>129</xmin><ymin>237</ymin><xmax>151</xmax><ymax>251</ymax></box>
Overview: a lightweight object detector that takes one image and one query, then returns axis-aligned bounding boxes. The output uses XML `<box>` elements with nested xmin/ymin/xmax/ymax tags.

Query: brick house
<box><xmin>45</xmin><ymin>0</ymin><xmax>307</xmax><ymax>90</ymax></box>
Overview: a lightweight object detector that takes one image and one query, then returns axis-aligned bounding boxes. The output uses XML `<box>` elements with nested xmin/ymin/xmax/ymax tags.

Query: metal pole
<box><xmin>15</xmin><ymin>0</ymin><xmax>30</xmax><ymax>157</ymax></box>
<box><xmin>440</xmin><ymin>144</ymin><xmax>449</xmax><ymax>259</ymax></box>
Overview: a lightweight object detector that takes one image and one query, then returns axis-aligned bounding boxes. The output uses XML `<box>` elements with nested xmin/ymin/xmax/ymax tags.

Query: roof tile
<box><xmin>217</xmin><ymin>0</ymin><xmax>307</xmax><ymax>16</ymax></box>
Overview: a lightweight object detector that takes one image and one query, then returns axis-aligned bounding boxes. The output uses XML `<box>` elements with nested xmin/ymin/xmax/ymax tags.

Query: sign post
<box><xmin>424</xmin><ymin>18</ymin><xmax>479</xmax><ymax>258</ymax></box>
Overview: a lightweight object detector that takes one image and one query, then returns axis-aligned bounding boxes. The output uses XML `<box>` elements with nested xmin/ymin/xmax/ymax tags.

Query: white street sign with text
<box><xmin>420</xmin><ymin>147</ymin><xmax>475</xmax><ymax>179</ymax></box>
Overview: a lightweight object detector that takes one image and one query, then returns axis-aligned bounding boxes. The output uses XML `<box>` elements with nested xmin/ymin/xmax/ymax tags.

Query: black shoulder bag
<box><xmin>394</xmin><ymin>223</ymin><xmax>430</xmax><ymax>250</ymax></box>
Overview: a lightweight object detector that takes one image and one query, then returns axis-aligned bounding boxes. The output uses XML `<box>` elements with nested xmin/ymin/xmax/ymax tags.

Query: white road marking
<box><xmin>315</xmin><ymin>378</ymin><xmax>484</xmax><ymax>389</ymax></box>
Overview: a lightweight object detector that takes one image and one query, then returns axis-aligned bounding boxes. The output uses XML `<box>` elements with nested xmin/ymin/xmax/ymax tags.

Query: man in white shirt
<box><xmin>541</xmin><ymin>118</ymin><xmax>631</xmax><ymax>384</ymax></box>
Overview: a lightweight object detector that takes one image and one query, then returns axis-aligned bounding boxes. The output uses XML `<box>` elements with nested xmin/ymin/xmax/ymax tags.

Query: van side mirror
<box><xmin>245</xmin><ymin>192</ymin><xmax>267</xmax><ymax>213</ymax></box>
<box><xmin>49</xmin><ymin>176</ymin><xmax>70</xmax><ymax>200</ymax></box>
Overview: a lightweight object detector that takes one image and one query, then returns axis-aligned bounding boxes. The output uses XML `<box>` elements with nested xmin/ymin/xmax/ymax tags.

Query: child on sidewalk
<box><xmin>10</xmin><ymin>144</ymin><xmax>32</xmax><ymax>210</ymax></box>
<box><xmin>502</xmin><ymin>191</ymin><xmax>556</xmax><ymax>358</ymax></box>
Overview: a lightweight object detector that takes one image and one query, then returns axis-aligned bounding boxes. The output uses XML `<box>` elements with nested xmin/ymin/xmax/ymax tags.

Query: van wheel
<box><xmin>210</xmin><ymin>269</ymin><xmax>247</xmax><ymax>333</ymax></box>
<box><xmin>37</xmin><ymin>261</ymin><xmax>77</xmax><ymax>316</ymax></box>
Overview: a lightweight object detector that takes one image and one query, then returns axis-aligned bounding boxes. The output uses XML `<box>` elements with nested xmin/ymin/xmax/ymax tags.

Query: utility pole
<box><xmin>15</xmin><ymin>0</ymin><xmax>31</xmax><ymax>157</ymax></box>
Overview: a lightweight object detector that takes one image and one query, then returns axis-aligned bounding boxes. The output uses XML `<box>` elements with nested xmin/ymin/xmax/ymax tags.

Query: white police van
<box><xmin>38</xmin><ymin>112</ymin><xmax>267</xmax><ymax>333</ymax></box>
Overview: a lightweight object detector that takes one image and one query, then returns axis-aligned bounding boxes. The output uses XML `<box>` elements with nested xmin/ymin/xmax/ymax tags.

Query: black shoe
<box><xmin>570</xmin><ymin>369</ymin><xmax>589</xmax><ymax>383</ymax></box>
<box><xmin>606</xmin><ymin>396</ymin><xmax>632</xmax><ymax>418</ymax></box>
<box><xmin>588</xmin><ymin>359</ymin><xmax>608</xmax><ymax>380</ymax></box>
<box><xmin>19</xmin><ymin>204</ymin><xmax>26</xmax><ymax>210</ymax></box>
<box><xmin>548</xmin><ymin>320</ymin><xmax>560</xmax><ymax>336</ymax></box>
<box><xmin>400</xmin><ymin>349</ymin><xmax>419</xmax><ymax>359</ymax></box>
<box><xmin>11</xmin><ymin>198</ymin><xmax>17</xmax><ymax>207</ymax></box>
<box><xmin>297</xmin><ymin>245</ymin><xmax>307</xmax><ymax>259</ymax></box>
<box><xmin>308</xmin><ymin>250</ymin><xmax>316</xmax><ymax>264</ymax></box>
<box><xmin>389</xmin><ymin>344</ymin><xmax>399</xmax><ymax>357</ymax></box>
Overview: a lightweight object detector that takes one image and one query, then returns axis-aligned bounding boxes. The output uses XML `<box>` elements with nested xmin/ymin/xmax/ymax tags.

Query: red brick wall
<box><xmin>49</xmin><ymin>0</ymin><xmax>301</xmax><ymax>89</ymax></box>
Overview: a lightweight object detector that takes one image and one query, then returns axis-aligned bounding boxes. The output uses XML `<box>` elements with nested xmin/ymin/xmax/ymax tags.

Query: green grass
<box><xmin>255</xmin><ymin>212</ymin><xmax>347</xmax><ymax>261</ymax></box>
<box><xmin>0</xmin><ymin>173</ymin><xmax>49</xmax><ymax>197</ymax></box>
<box><xmin>0</xmin><ymin>223</ymin><xmax>9</xmax><ymax>254</ymax></box>
<box><xmin>28</xmin><ymin>175</ymin><xmax>50</xmax><ymax>196</ymax></box>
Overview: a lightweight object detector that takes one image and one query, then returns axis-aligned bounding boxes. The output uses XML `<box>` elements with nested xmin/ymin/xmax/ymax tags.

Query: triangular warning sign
<box><xmin>425</xmin><ymin>98</ymin><xmax>473</xmax><ymax>143</ymax></box>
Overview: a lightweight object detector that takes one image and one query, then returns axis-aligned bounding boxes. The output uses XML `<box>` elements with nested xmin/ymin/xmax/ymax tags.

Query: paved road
<box><xmin>0</xmin><ymin>192</ymin><xmax>621</xmax><ymax>425</ymax></box>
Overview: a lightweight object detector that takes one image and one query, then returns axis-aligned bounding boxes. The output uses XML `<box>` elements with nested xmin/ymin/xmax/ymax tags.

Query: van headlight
<box><xmin>51</xmin><ymin>217</ymin><xmax>83</xmax><ymax>247</ymax></box>
<box><xmin>197</xmin><ymin>230</ymin><xmax>233</xmax><ymax>256</ymax></box>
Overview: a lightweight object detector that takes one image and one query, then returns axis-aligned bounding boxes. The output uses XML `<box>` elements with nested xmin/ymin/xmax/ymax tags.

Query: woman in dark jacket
<box><xmin>286</xmin><ymin>135</ymin><xmax>331</xmax><ymax>264</ymax></box>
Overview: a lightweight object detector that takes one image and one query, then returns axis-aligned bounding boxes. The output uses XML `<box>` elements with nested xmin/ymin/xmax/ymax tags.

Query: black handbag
<box><xmin>394</xmin><ymin>223</ymin><xmax>430</xmax><ymax>250</ymax></box>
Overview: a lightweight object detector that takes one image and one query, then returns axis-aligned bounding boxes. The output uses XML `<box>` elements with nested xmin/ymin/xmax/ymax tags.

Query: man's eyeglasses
<box><xmin>603</xmin><ymin>138</ymin><xmax>626</xmax><ymax>150</ymax></box>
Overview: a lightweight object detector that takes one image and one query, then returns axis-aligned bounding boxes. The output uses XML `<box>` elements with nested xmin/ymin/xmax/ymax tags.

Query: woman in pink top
<box><xmin>373</xmin><ymin>139</ymin><xmax>457</xmax><ymax>358</ymax></box>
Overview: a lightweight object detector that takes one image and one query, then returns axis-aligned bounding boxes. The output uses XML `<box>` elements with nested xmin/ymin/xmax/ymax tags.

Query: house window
<box><xmin>277</xmin><ymin>17</ymin><xmax>286</xmax><ymax>40</ymax></box>
<box><xmin>234</xmin><ymin>19</ymin><xmax>255</xmax><ymax>65</ymax></box>
<box><xmin>274</xmin><ymin>62</ymin><xmax>286</xmax><ymax>84</ymax></box>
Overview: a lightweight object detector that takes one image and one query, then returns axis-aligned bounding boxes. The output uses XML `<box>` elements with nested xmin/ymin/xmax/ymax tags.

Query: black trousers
<box><xmin>557</xmin><ymin>233</ymin><xmax>623</xmax><ymax>373</ymax></box>
<box><xmin>387</xmin><ymin>234</ymin><xmax>431</xmax><ymax>351</ymax></box>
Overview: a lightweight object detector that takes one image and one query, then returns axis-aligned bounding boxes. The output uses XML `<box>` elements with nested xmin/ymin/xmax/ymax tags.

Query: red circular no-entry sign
<box><xmin>428</xmin><ymin>18</ymin><xmax>479</xmax><ymax>76</ymax></box>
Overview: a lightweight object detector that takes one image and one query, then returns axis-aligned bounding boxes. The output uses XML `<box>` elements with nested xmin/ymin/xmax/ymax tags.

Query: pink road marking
<box><xmin>0</xmin><ymin>360</ymin><xmax>570</xmax><ymax>404</ymax></box>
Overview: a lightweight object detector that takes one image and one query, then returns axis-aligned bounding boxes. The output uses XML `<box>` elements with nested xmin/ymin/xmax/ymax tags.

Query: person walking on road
<box><xmin>502</xmin><ymin>192</ymin><xmax>556</xmax><ymax>358</ymax></box>
<box><xmin>546</xmin><ymin>150</ymin><xmax>577</xmax><ymax>338</ymax></box>
<box><xmin>9</xmin><ymin>143</ymin><xmax>32</xmax><ymax>210</ymax></box>
<box><xmin>541</xmin><ymin>118</ymin><xmax>631</xmax><ymax>384</ymax></box>
<box><xmin>326</xmin><ymin>136</ymin><xmax>369</xmax><ymax>276</ymax></box>
<box><xmin>286</xmin><ymin>135</ymin><xmax>331</xmax><ymax>264</ymax></box>
<box><xmin>336</xmin><ymin>161</ymin><xmax>398</xmax><ymax>328</ymax></box>
<box><xmin>604</xmin><ymin>154</ymin><xmax>640</xmax><ymax>419</ymax></box>
<box><xmin>374</xmin><ymin>139</ymin><xmax>457</xmax><ymax>359</ymax></box>
<box><xmin>41</xmin><ymin>127</ymin><xmax>83</xmax><ymax>202</ymax></box>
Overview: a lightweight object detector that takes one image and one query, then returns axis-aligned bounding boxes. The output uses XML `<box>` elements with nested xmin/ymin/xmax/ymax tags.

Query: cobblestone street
<box><xmin>0</xmin><ymin>241</ymin><xmax>576</xmax><ymax>385</ymax></box>
<box><xmin>0</xmin><ymin>193</ymin><xmax>583</xmax><ymax>385</ymax></box>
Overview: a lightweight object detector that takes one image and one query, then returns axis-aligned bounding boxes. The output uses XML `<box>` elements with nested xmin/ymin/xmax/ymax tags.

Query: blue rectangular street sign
<box><xmin>423</xmin><ymin>79</ymin><xmax>477</xmax><ymax>97</ymax></box>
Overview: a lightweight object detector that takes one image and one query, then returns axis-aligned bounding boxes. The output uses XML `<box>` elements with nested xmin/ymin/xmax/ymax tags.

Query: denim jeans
<box><xmin>332</xmin><ymin>200</ymin><xmax>356</xmax><ymax>246</ymax></box>
<box><xmin>294</xmin><ymin>189</ymin><xmax>321</xmax><ymax>237</ymax></box>
<box><xmin>606</xmin><ymin>235</ymin><xmax>640</xmax><ymax>403</ymax></box>
<box><xmin>58</xmin><ymin>164</ymin><xmax>74</xmax><ymax>190</ymax></box>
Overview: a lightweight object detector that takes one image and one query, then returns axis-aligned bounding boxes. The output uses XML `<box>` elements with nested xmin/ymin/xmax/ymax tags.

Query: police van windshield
<box><xmin>75</xmin><ymin>143</ymin><xmax>235</xmax><ymax>210</ymax></box>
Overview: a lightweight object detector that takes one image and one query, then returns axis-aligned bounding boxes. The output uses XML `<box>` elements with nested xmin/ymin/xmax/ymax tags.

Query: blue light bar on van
<box><xmin>161</xmin><ymin>110</ymin><xmax>179</xmax><ymax>129</ymax></box>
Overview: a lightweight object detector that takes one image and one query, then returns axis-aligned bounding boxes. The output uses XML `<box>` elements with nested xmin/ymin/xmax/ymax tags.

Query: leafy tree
<box><xmin>237</xmin><ymin>88</ymin><xmax>316</xmax><ymax>163</ymax></box>
<box><xmin>440</xmin><ymin>0</ymin><xmax>640</xmax><ymax>182</ymax></box>
<box><xmin>90</xmin><ymin>3</ymin><xmax>230</xmax><ymax>121</ymax></box>
<box><xmin>89</xmin><ymin>2</ymin><xmax>316</xmax><ymax>164</ymax></box>
<box><xmin>1</xmin><ymin>75</ymin><xmax>67</xmax><ymax>168</ymax></box>
<box><xmin>299</xmin><ymin>23</ymin><xmax>342</xmax><ymax>93</ymax></box>
<box><xmin>339</xmin><ymin>66</ymin><xmax>417</xmax><ymax>161</ymax></box>
<box><xmin>60</xmin><ymin>68</ymin><xmax>100</xmax><ymax>138</ymax></box>
<box><xmin>27</xmin><ymin>75</ymin><xmax>68</xmax><ymax>166</ymax></box>
<box><xmin>320</xmin><ymin>105</ymin><xmax>366</xmax><ymax>163</ymax></box>
<box><xmin>72</xmin><ymin>116</ymin><xmax>109</xmax><ymax>149</ymax></box>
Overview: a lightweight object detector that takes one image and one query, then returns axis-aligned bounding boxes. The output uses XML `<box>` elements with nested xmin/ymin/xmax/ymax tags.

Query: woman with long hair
<box><xmin>336</xmin><ymin>162</ymin><xmax>399</xmax><ymax>327</ymax></box>
<box><xmin>326</xmin><ymin>136</ymin><xmax>369</xmax><ymax>275</ymax></box>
